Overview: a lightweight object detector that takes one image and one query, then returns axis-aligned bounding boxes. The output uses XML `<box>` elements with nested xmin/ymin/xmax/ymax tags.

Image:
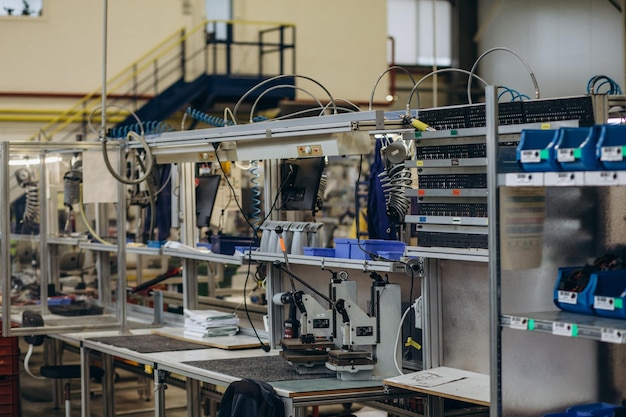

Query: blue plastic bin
<box><xmin>210</xmin><ymin>235</ymin><xmax>259</xmax><ymax>255</ymax></box>
<box><xmin>303</xmin><ymin>247</ymin><xmax>336</xmax><ymax>257</ymax></box>
<box><xmin>334</xmin><ymin>238</ymin><xmax>406</xmax><ymax>260</ymax></box>
<box><xmin>517</xmin><ymin>129</ymin><xmax>560</xmax><ymax>172</ymax></box>
<box><xmin>377</xmin><ymin>250</ymin><xmax>404</xmax><ymax>261</ymax></box>
<box><xmin>591</xmin><ymin>270</ymin><xmax>626</xmax><ymax>319</ymax></box>
<box><xmin>597</xmin><ymin>124</ymin><xmax>626</xmax><ymax>170</ymax></box>
<box><xmin>553</xmin><ymin>266</ymin><xmax>597</xmax><ymax>314</ymax></box>
<box><xmin>566</xmin><ymin>402</ymin><xmax>623</xmax><ymax>417</ymax></box>
<box><xmin>554</xmin><ymin>126</ymin><xmax>601</xmax><ymax>171</ymax></box>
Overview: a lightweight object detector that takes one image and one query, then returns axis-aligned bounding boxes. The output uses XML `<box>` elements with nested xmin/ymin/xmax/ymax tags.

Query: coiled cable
<box><xmin>587</xmin><ymin>75</ymin><xmax>623</xmax><ymax>95</ymax></box>
<box><xmin>108</xmin><ymin>121</ymin><xmax>174</xmax><ymax>139</ymax></box>
<box><xmin>249</xmin><ymin>160</ymin><xmax>262</xmax><ymax>228</ymax></box>
<box><xmin>378</xmin><ymin>163</ymin><xmax>412</xmax><ymax>226</ymax></box>
<box><xmin>184</xmin><ymin>107</ymin><xmax>235</xmax><ymax>128</ymax></box>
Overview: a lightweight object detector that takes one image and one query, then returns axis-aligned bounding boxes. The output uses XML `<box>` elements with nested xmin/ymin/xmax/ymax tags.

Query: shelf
<box><xmin>406</xmin><ymin>158</ymin><xmax>487</xmax><ymax>168</ymax></box>
<box><xmin>161</xmin><ymin>246</ymin><xmax>244</xmax><ymax>265</ymax></box>
<box><xmin>384</xmin><ymin>366</ymin><xmax>489</xmax><ymax>406</ymax></box>
<box><xmin>47</xmin><ymin>236</ymin><xmax>88</xmax><ymax>246</ymax></box>
<box><xmin>405</xmin><ymin>215</ymin><xmax>488</xmax><ymax>227</ymax></box>
<box><xmin>405</xmin><ymin>245</ymin><xmax>488</xmax><ymax>262</ymax></box>
<box><xmin>501</xmin><ymin>311</ymin><xmax>626</xmax><ymax>343</ymax></box>
<box><xmin>500</xmin><ymin>171</ymin><xmax>626</xmax><ymax>187</ymax></box>
<box><xmin>407</xmin><ymin>188</ymin><xmax>488</xmax><ymax>198</ymax></box>
<box><xmin>78</xmin><ymin>242</ymin><xmax>162</xmax><ymax>256</ymax></box>
<box><xmin>248</xmin><ymin>251</ymin><xmax>405</xmax><ymax>272</ymax></box>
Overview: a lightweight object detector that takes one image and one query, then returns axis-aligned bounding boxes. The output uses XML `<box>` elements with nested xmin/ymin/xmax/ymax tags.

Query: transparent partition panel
<box><xmin>2</xmin><ymin>141</ymin><xmax>129</xmax><ymax>337</ymax></box>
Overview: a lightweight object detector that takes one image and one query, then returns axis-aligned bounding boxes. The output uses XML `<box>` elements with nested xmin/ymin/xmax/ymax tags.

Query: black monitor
<box><xmin>196</xmin><ymin>174</ymin><xmax>221</xmax><ymax>228</ymax></box>
<box><xmin>280</xmin><ymin>157</ymin><xmax>325</xmax><ymax>211</ymax></box>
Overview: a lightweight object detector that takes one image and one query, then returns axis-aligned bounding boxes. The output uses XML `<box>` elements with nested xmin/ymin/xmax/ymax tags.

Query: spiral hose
<box><xmin>23</xmin><ymin>184</ymin><xmax>40</xmax><ymax>226</ymax></box>
<box><xmin>185</xmin><ymin>107</ymin><xmax>234</xmax><ymax>127</ymax></box>
<box><xmin>249</xmin><ymin>160</ymin><xmax>262</xmax><ymax>227</ymax></box>
<box><xmin>109</xmin><ymin>121</ymin><xmax>173</xmax><ymax>139</ymax></box>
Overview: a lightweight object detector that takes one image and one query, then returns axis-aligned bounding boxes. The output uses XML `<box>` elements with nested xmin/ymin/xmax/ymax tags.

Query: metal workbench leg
<box><xmin>80</xmin><ymin>346</ymin><xmax>91</xmax><ymax>417</ymax></box>
<box><xmin>102</xmin><ymin>353</ymin><xmax>116</xmax><ymax>417</ymax></box>
<box><xmin>154</xmin><ymin>369</ymin><xmax>166</xmax><ymax>417</ymax></box>
<box><xmin>186</xmin><ymin>378</ymin><xmax>201</xmax><ymax>417</ymax></box>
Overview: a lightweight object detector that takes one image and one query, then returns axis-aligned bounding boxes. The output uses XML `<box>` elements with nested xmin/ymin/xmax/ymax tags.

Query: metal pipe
<box><xmin>101</xmin><ymin>0</ymin><xmax>108</xmax><ymax>138</ymax></box>
<box><xmin>485</xmin><ymin>85</ymin><xmax>502</xmax><ymax>417</ymax></box>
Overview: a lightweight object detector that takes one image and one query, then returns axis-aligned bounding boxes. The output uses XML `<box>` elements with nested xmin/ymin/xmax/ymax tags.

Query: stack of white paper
<box><xmin>183</xmin><ymin>309</ymin><xmax>240</xmax><ymax>338</ymax></box>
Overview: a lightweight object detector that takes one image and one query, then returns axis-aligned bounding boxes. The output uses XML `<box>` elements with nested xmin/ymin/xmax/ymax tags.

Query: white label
<box><xmin>521</xmin><ymin>149</ymin><xmax>541</xmax><ymax>163</ymax></box>
<box><xmin>594</xmin><ymin>296</ymin><xmax>615</xmax><ymax>311</ymax></box>
<box><xmin>558</xmin><ymin>290</ymin><xmax>578</xmax><ymax>305</ymax></box>
<box><xmin>601</xmin><ymin>328</ymin><xmax>625</xmax><ymax>344</ymax></box>
<box><xmin>601</xmin><ymin>146</ymin><xmax>624</xmax><ymax>162</ymax></box>
<box><xmin>557</xmin><ymin>148</ymin><xmax>576</xmax><ymax>162</ymax></box>
<box><xmin>555</xmin><ymin>172</ymin><xmax>577</xmax><ymax>185</ymax></box>
<box><xmin>600</xmin><ymin>172</ymin><xmax>618</xmax><ymax>183</ymax></box>
<box><xmin>509</xmin><ymin>316</ymin><xmax>528</xmax><ymax>330</ymax></box>
<box><xmin>552</xmin><ymin>322</ymin><xmax>574</xmax><ymax>337</ymax></box>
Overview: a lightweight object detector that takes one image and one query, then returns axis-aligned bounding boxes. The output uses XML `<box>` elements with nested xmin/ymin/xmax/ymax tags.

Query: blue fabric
<box><xmin>367</xmin><ymin>140</ymin><xmax>395</xmax><ymax>240</ymax></box>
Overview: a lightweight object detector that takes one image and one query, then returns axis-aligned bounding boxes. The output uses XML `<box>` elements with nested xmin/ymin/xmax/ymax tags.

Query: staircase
<box><xmin>30</xmin><ymin>19</ymin><xmax>297</xmax><ymax>142</ymax></box>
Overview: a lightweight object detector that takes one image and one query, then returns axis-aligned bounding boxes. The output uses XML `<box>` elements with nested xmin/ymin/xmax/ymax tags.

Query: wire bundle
<box><xmin>498</xmin><ymin>85</ymin><xmax>530</xmax><ymax>102</ymax></box>
<box><xmin>587</xmin><ymin>75</ymin><xmax>623</xmax><ymax>95</ymax></box>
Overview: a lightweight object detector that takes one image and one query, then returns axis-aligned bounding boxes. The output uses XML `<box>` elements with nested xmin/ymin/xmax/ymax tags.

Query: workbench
<box><xmin>52</xmin><ymin>325</ymin><xmax>413</xmax><ymax>417</ymax></box>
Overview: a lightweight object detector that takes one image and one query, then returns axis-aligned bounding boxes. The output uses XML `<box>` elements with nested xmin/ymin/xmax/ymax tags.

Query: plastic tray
<box><xmin>553</xmin><ymin>266</ymin><xmax>597</xmax><ymax>315</ymax></box>
<box><xmin>597</xmin><ymin>124</ymin><xmax>626</xmax><ymax>170</ymax></box>
<box><xmin>592</xmin><ymin>270</ymin><xmax>626</xmax><ymax>319</ymax></box>
<box><xmin>334</xmin><ymin>238</ymin><xmax>406</xmax><ymax>260</ymax></box>
<box><xmin>517</xmin><ymin>129</ymin><xmax>560</xmax><ymax>172</ymax></box>
<box><xmin>554</xmin><ymin>126</ymin><xmax>600</xmax><ymax>171</ymax></box>
<box><xmin>303</xmin><ymin>247</ymin><xmax>336</xmax><ymax>257</ymax></box>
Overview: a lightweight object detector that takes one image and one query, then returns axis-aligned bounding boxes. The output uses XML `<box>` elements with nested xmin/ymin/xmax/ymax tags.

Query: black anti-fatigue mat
<box><xmin>184</xmin><ymin>355</ymin><xmax>335</xmax><ymax>382</ymax></box>
<box><xmin>88</xmin><ymin>334</ymin><xmax>211</xmax><ymax>353</ymax></box>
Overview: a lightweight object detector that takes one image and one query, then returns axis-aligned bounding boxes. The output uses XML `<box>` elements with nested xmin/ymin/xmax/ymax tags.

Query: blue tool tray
<box><xmin>591</xmin><ymin>269</ymin><xmax>626</xmax><ymax>319</ymax></box>
<box><xmin>517</xmin><ymin>129</ymin><xmax>560</xmax><ymax>172</ymax></box>
<box><xmin>554</xmin><ymin>126</ymin><xmax>600</xmax><ymax>171</ymax></box>
<box><xmin>553</xmin><ymin>266</ymin><xmax>597</xmax><ymax>314</ymax></box>
<box><xmin>597</xmin><ymin>124</ymin><xmax>626</xmax><ymax>170</ymax></box>
<box><xmin>334</xmin><ymin>238</ymin><xmax>406</xmax><ymax>260</ymax></box>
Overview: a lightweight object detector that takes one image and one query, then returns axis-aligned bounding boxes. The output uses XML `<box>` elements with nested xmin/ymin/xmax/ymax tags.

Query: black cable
<box><xmin>212</xmin><ymin>143</ymin><xmax>294</xmax><ymax>352</ymax></box>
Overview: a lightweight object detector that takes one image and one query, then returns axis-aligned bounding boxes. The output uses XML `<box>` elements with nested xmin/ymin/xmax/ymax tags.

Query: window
<box><xmin>387</xmin><ymin>0</ymin><xmax>451</xmax><ymax>67</ymax></box>
<box><xmin>205</xmin><ymin>0</ymin><xmax>232</xmax><ymax>40</ymax></box>
<box><xmin>0</xmin><ymin>0</ymin><xmax>43</xmax><ymax>16</ymax></box>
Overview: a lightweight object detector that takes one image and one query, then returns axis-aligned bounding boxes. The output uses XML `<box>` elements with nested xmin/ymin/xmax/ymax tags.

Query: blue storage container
<box><xmin>566</xmin><ymin>402</ymin><xmax>623</xmax><ymax>417</ymax></box>
<box><xmin>554</xmin><ymin>126</ymin><xmax>601</xmax><ymax>171</ymax></box>
<box><xmin>303</xmin><ymin>247</ymin><xmax>336</xmax><ymax>257</ymax></box>
<box><xmin>333</xmin><ymin>238</ymin><xmax>406</xmax><ymax>260</ymax></box>
<box><xmin>517</xmin><ymin>129</ymin><xmax>560</xmax><ymax>172</ymax></box>
<box><xmin>591</xmin><ymin>269</ymin><xmax>626</xmax><ymax>319</ymax></box>
<box><xmin>377</xmin><ymin>250</ymin><xmax>404</xmax><ymax>261</ymax></box>
<box><xmin>553</xmin><ymin>266</ymin><xmax>597</xmax><ymax>314</ymax></box>
<box><xmin>210</xmin><ymin>235</ymin><xmax>259</xmax><ymax>255</ymax></box>
<box><xmin>597</xmin><ymin>124</ymin><xmax>626</xmax><ymax>170</ymax></box>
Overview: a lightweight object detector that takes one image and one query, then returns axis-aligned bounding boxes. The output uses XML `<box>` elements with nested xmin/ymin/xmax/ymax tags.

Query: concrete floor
<box><xmin>14</xmin><ymin>340</ymin><xmax>371</xmax><ymax>417</ymax></box>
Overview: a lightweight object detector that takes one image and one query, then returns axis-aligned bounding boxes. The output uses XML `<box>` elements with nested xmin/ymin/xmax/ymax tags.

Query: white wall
<box><xmin>0</xmin><ymin>0</ymin><xmax>388</xmax><ymax>101</ymax></box>
<box><xmin>233</xmin><ymin>0</ymin><xmax>389</xmax><ymax>104</ymax></box>
<box><xmin>0</xmin><ymin>0</ymin><xmax>194</xmax><ymax>93</ymax></box>
<box><xmin>477</xmin><ymin>0</ymin><xmax>624</xmax><ymax>99</ymax></box>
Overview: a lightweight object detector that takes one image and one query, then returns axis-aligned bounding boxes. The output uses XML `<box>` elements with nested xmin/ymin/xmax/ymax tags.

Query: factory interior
<box><xmin>0</xmin><ymin>1</ymin><xmax>625</xmax><ymax>417</ymax></box>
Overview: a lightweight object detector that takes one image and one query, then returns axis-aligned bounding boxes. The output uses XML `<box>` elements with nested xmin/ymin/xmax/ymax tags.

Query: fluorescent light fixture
<box><xmin>9</xmin><ymin>156</ymin><xmax>63</xmax><ymax>166</ymax></box>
